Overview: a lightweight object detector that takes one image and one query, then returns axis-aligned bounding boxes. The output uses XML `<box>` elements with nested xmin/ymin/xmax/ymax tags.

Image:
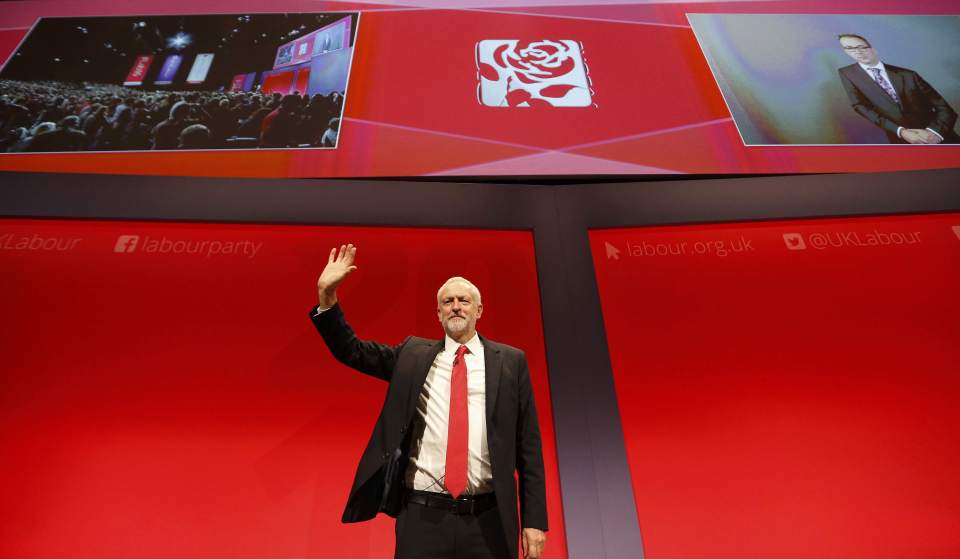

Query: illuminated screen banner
<box><xmin>186</xmin><ymin>52</ymin><xmax>214</xmax><ymax>84</ymax></box>
<box><xmin>274</xmin><ymin>16</ymin><xmax>351</xmax><ymax>70</ymax></box>
<box><xmin>229</xmin><ymin>73</ymin><xmax>246</xmax><ymax>91</ymax></box>
<box><xmin>0</xmin><ymin>218</ymin><xmax>568</xmax><ymax>559</ymax></box>
<box><xmin>0</xmin><ymin>3</ymin><xmax>956</xmax><ymax>177</ymax></box>
<box><xmin>123</xmin><ymin>54</ymin><xmax>153</xmax><ymax>85</ymax></box>
<box><xmin>242</xmin><ymin>71</ymin><xmax>257</xmax><ymax>91</ymax></box>
<box><xmin>312</xmin><ymin>18</ymin><xmax>348</xmax><ymax>56</ymax></box>
<box><xmin>153</xmin><ymin>53</ymin><xmax>183</xmax><ymax>84</ymax></box>
<box><xmin>590</xmin><ymin>213</ymin><xmax>960</xmax><ymax>559</ymax></box>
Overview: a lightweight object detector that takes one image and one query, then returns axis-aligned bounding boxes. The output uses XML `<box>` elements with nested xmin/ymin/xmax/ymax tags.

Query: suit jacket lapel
<box><xmin>851</xmin><ymin>65</ymin><xmax>902</xmax><ymax>116</ymax></box>
<box><xmin>886</xmin><ymin>67</ymin><xmax>906</xmax><ymax>102</ymax></box>
<box><xmin>482</xmin><ymin>338</ymin><xmax>502</xmax><ymax>425</ymax></box>
<box><xmin>407</xmin><ymin>340</ymin><xmax>444</xmax><ymax>414</ymax></box>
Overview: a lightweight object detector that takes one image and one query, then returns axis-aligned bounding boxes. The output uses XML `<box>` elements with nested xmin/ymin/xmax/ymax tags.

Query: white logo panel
<box><xmin>476</xmin><ymin>39</ymin><xmax>593</xmax><ymax>107</ymax></box>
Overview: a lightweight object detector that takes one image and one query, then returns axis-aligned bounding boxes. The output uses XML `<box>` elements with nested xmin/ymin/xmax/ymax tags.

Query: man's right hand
<box><xmin>901</xmin><ymin>128</ymin><xmax>941</xmax><ymax>144</ymax></box>
<box><xmin>317</xmin><ymin>244</ymin><xmax>357</xmax><ymax>309</ymax></box>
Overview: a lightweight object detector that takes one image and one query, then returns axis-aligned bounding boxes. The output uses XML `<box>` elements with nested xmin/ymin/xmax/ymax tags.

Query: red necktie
<box><xmin>445</xmin><ymin>345</ymin><xmax>469</xmax><ymax>498</ymax></box>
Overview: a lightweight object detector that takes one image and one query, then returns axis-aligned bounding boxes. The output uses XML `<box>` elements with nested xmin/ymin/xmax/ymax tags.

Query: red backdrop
<box><xmin>590</xmin><ymin>213</ymin><xmax>960</xmax><ymax>558</ymax></box>
<box><xmin>0</xmin><ymin>219</ymin><xmax>567</xmax><ymax>559</ymax></box>
<box><xmin>261</xmin><ymin>69</ymin><xmax>295</xmax><ymax>95</ymax></box>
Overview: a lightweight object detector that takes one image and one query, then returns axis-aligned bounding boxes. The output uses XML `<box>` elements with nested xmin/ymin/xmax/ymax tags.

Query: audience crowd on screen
<box><xmin>0</xmin><ymin>80</ymin><xmax>344</xmax><ymax>152</ymax></box>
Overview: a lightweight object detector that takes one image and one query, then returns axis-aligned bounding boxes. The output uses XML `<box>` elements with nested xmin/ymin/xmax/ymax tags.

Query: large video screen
<box><xmin>590</xmin><ymin>213</ymin><xmax>960</xmax><ymax>558</ymax></box>
<box><xmin>0</xmin><ymin>219</ymin><xmax>567</xmax><ymax>559</ymax></box>
<box><xmin>689</xmin><ymin>14</ymin><xmax>960</xmax><ymax>146</ymax></box>
<box><xmin>0</xmin><ymin>13</ymin><xmax>357</xmax><ymax>152</ymax></box>
<box><xmin>0</xmin><ymin>2</ymin><xmax>957</xmax><ymax>177</ymax></box>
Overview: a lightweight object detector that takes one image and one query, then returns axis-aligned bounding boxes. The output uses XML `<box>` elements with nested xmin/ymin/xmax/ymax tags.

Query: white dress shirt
<box><xmin>405</xmin><ymin>332</ymin><xmax>494</xmax><ymax>495</ymax></box>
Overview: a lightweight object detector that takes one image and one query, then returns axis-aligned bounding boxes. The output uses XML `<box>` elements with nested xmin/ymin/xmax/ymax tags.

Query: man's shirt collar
<box><xmin>444</xmin><ymin>332</ymin><xmax>483</xmax><ymax>356</ymax></box>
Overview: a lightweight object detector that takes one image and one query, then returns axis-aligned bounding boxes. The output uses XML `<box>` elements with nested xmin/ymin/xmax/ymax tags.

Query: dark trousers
<box><xmin>394</xmin><ymin>500</ymin><xmax>513</xmax><ymax>559</ymax></box>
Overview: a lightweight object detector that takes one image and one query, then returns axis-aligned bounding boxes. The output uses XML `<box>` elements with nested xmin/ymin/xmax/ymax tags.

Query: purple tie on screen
<box><xmin>869</xmin><ymin>67</ymin><xmax>900</xmax><ymax>104</ymax></box>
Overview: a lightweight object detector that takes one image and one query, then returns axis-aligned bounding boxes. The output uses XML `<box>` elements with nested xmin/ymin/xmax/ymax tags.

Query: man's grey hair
<box><xmin>437</xmin><ymin>276</ymin><xmax>482</xmax><ymax>305</ymax></box>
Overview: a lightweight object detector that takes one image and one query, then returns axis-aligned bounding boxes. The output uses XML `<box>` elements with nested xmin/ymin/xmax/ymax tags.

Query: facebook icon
<box><xmin>114</xmin><ymin>235</ymin><xmax>140</xmax><ymax>253</ymax></box>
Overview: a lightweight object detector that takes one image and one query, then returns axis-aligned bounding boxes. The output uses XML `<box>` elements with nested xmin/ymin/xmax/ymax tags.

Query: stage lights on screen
<box><xmin>166</xmin><ymin>32</ymin><xmax>192</xmax><ymax>50</ymax></box>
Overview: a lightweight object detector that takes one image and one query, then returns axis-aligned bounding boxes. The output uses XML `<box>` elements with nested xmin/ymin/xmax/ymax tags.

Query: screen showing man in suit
<box><xmin>837</xmin><ymin>33</ymin><xmax>958</xmax><ymax>144</ymax></box>
<box><xmin>309</xmin><ymin>244</ymin><xmax>548</xmax><ymax>559</ymax></box>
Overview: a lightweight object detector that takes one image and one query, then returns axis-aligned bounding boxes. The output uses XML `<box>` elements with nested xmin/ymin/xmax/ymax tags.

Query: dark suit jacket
<box><xmin>309</xmin><ymin>303</ymin><xmax>548</xmax><ymax>556</ymax></box>
<box><xmin>838</xmin><ymin>63</ymin><xmax>958</xmax><ymax>143</ymax></box>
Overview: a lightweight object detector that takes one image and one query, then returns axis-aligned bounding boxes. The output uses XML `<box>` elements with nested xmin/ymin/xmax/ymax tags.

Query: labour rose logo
<box><xmin>476</xmin><ymin>39</ymin><xmax>594</xmax><ymax>107</ymax></box>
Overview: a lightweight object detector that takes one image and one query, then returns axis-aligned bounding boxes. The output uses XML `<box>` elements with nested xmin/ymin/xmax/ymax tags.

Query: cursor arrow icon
<box><xmin>605</xmin><ymin>242</ymin><xmax>621</xmax><ymax>260</ymax></box>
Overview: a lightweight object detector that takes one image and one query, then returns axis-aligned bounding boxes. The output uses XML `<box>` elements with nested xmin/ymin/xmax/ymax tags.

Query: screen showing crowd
<box><xmin>0</xmin><ymin>13</ymin><xmax>358</xmax><ymax>153</ymax></box>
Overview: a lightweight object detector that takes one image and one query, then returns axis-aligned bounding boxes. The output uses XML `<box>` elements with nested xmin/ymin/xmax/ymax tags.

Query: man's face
<box><xmin>840</xmin><ymin>36</ymin><xmax>880</xmax><ymax>66</ymax></box>
<box><xmin>437</xmin><ymin>281</ymin><xmax>483</xmax><ymax>340</ymax></box>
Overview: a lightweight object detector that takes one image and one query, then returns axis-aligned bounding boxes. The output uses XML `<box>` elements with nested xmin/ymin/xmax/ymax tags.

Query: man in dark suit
<box><xmin>837</xmin><ymin>33</ymin><xmax>958</xmax><ymax>144</ymax></box>
<box><xmin>308</xmin><ymin>244</ymin><xmax>548</xmax><ymax>559</ymax></box>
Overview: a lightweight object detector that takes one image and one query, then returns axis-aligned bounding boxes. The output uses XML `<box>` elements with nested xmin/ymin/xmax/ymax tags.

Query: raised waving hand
<box><xmin>317</xmin><ymin>244</ymin><xmax>357</xmax><ymax>308</ymax></box>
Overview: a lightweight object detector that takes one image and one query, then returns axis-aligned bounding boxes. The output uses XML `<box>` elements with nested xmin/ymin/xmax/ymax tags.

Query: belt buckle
<box><xmin>452</xmin><ymin>496</ymin><xmax>474</xmax><ymax>515</ymax></box>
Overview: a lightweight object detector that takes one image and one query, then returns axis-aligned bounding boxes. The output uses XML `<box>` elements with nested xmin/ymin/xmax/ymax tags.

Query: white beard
<box><xmin>446</xmin><ymin>316</ymin><xmax>468</xmax><ymax>334</ymax></box>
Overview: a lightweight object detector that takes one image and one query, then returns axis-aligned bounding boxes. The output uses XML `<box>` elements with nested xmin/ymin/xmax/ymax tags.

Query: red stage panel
<box><xmin>262</xmin><ymin>69</ymin><xmax>295</xmax><ymax>95</ymax></box>
<box><xmin>590</xmin><ymin>213</ymin><xmax>960</xmax><ymax>559</ymax></box>
<box><xmin>0</xmin><ymin>219</ymin><xmax>567</xmax><ymax>559</ymax></box>
<box><xmin>294</xmin><ymin>67</ymin><xmax>310</xmax><ymax>96</ymax></box>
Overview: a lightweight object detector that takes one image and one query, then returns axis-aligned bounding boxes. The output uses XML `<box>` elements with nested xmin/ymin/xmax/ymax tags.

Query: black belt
<box><xmin>405</xmin><ymin>489</ymin><xmax>497</xmax><ymax>515</ymax></box>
